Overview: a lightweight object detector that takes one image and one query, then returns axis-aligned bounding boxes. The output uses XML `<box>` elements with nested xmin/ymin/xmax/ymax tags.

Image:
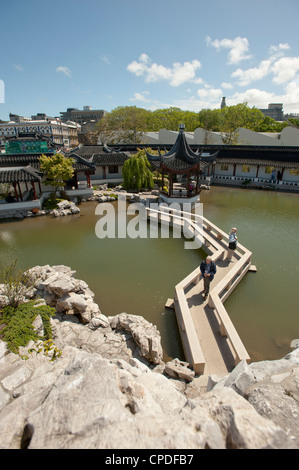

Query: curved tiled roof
<box><xmin>0</xmin><ymin>165</ymin><xmax>42</xmax><ymax>183</ymax></box>
<box><xmin>146</xmin><ymin>130</ymin><xmax>217</xmax><ymax>172</ymax></box>
<box><xmin>71</xmin><ymin>145</ymin><xmax>130</xmax><ymax>165</ymax></box>
<box><xmin>0</xmin><ymin>153</ymin><xmax>95</xmax><ymax>172</ymax></box>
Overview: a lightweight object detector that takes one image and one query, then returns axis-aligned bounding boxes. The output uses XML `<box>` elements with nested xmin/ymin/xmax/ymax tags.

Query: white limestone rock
<box><xmin>164</xmin><ymin>358</ymin><xmax>195</xmax><ymax>383</ymax></box>
<box><xmin>51</xmin><ymin>200</ymin><xmax>80</xmax><ymax>217</ymax></box>
<box><xmin>0</xmin><ymin>345</ymin><xmax>296</xmax><ymax>449</ymax></box>
<box><xmin>25</xmin><ymin>265</ymin><xmax>107</xmax><ymax>325</ymax></box>
<box><xmin>109</xmin><ymin>312</ymin><xmax>163</xmax><ymax>365</ymax></box>
<box><xmin>197</xmin><ymin>386</ymin><xmax>294</xmax><ymax>449</ymax></box>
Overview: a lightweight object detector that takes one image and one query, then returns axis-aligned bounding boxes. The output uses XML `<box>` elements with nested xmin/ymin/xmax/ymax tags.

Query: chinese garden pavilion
<box><xmin>146</xmin><ymin>124</ymin><xmax>218</xmax><ymax>201</ymax></box>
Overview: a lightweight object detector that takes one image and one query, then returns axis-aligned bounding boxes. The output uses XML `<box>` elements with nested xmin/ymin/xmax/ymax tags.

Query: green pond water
<box><xmin>0</xmin><ymin>186</ymin><xmax>298</xmax><ymax>362</ymax></box>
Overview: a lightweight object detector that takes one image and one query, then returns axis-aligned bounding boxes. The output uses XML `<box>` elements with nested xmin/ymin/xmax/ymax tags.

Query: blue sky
<box><xmin>1</xmin><ymin>0</ymin><xmax>299</xmax><ymax>121</ymax></box>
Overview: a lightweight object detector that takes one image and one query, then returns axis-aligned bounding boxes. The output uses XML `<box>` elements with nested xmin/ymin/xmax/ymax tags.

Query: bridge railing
<box><xmin>146</xmin><ymin>204</ymin><xmax>251</xmax><ymax>374</ymax></box>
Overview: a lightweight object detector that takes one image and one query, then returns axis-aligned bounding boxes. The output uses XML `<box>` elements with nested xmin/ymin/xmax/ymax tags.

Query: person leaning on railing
<box><xmin>200</xmin><ymin>256</ymin><xmax>217</xmax><ymax>299</ymax></box>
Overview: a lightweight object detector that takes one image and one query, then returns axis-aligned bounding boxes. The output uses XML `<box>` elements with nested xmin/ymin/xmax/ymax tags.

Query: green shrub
<box><xmin>0</xmin><ymin>260</ymin><xmax>34</xmax><ymax>308</ymax></box>
<box><xmin>42</xmin><ymin>194</ymin><xmax>64</xmax><ymax>210</ymax></box>
<box><xmin>59</xmin><ymin>190</ymin><xmax>70</xmax><ymax>201</ymax></box>
<box><xmin>0</xmin><ymin>300</ymin><xmax>55</xmax><ymax>355</ymax></box>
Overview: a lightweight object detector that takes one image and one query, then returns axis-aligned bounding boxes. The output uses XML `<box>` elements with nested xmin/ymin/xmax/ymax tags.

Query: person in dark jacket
<box><xmin>200</xmin><ymin>256</ymin><xmax>217</xmax><ymax>299</ymax></box>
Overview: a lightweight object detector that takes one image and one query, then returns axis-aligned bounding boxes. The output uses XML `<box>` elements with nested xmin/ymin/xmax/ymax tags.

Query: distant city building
<box><xmin>60</xmin><ymin>106</ymin><xmax>108</xmax><ymax>144</ymax></box>
<box><xmin>9</xmin><ymin>112</ymin><xmax>59</xmax><ymax>122</ymax></box>
<box><xmin>0</xmin><ymin>118</ymin><xmax>80</xmax><ymax>148</ymax></box>
<box><xmin>258</xmin><ymin>103</ymin><xmax>284</xmax><ymax>121</ymax></box>
<box><xmin>283</xmin><ymin>112</ymin><xmax>299</xmax><ymax>121</ymax></box>
<box><xmin>9</xmin><ymin>113</ymin><xmax>32</xmax><ymax>123</ymax></box>
<box><xmin>60</xmin><ymin>106</ymin><xmax>107</xmax><ymax>125</ymax></box>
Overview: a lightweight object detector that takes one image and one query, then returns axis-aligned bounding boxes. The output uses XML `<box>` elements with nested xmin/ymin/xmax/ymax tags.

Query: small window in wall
<box><xmin>242</xmin><ymin>165</ymin><xmax>250</xmax><ymax>173</ymax></box>
<box><xmin>290</xmin><ymin>168</ymin><xmax>299</xmax><ymax>175</ymax></box>
<box><xmin>108</xmin><ymin>165</ymin><xmax>118</xmax><ymax>174</ymax></box>
<box><xmin>265</xmin><ymin>166</ymin><xmax>274</xmax><ymax>174</ymax></box>
<box><xmin>221</xmin><ymin>164</ymin><xmax>229</xmax><ymax>171</ymax></box>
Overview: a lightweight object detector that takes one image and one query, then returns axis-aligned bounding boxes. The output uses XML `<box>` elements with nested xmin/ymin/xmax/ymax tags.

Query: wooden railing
<box><xmin>146</xmin><ymin>204</ymin><xmax>251</xmax><ymax>374</ymax></box>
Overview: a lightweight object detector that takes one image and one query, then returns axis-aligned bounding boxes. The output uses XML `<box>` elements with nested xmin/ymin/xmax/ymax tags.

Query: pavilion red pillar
<box><xmin>31</xmin><ymin>182</ymin><xmax>37</xmax><ymax>200</ymax></box>
<box><xmin>85</xmin><ymin>172</ymin><xmax>91</xmax><ymax>188</ymax></box>
<box><xmin>169</xmin><ymin>173</ymin><xmax>172</xmax><ymax>196</ymax></box>
<box><xmin>12</xmin><ymin>182</ymin><xmax>19</xmax><ymax>202</ymax></box>
<box><xmin>187</xmin><ymin>172</ymin><xmax>191</xmax><ymax>197</ymax></box>
<box><xmin>17</xmin><ymin>182</ymin><xmax>23</xmax><ymax>201</ymax></box>
<box><xmin>196</xmin><ymin>170</ymin><xmax>200</xmax><ymax>193</ymax></box>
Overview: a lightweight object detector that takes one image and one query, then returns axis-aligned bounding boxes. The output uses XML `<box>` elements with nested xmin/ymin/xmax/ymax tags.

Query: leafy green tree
<box><xmin>149</xmin><ymin>107</ymin><xmax>199</xmax><ymax>131</ymax></box>
<box><xmin>96</xmin><ymin>106</ymin><xmax>149</xmax><ymax>144</ymax></box>
<box><xmin>39</xmin><ymin>153</ymin><xmax>74</xmax><ymax>199</ymax></box>
<box><xmin>287</xmin><ymin>118</ymin><xmax>299</xmax><ymax>128</ymax></box>
<box><xmin>198</xmin><ymin>108</ymin><xmax>222</xmax><ymax>143</ymax></box>
<box><xmin>219</xmin><ymin>103</ymin><xmax>265</xmax><ymax>144</ymax></box>
<box><xmin>198</xmin><ymin>109</ymin><xmax>221</xmax><ymax>131</ymax></box>
<box><xmin>122</xmin><ymin>149</ymin><xmax>154</xmax><ymax>191</ymax></box>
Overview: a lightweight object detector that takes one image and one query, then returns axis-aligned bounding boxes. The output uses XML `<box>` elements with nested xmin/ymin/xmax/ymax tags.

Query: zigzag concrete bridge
<box><xmin>146</xmin><ymin>204</ymin><xmax>255</xmax><ymax>382</ymax></box>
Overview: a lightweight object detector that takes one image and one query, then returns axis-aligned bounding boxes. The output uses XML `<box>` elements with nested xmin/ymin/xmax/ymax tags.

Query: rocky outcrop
<box><xmin>109</xmin><ymin>312</ymin><xmax>163</xmax><ymax>364</ymax></box>
<box><xmin>1</xmin><ymin>265</ymin><xmax>164</xmax><ymax>367</ymax></box>
<box><xmin>0</xmin><ymin>264</ymin><xmax>299</xmax><ymax>449</ymax></box>
<box><xmin>27</xmin><ymin>265</ymin><xmax>103</xmax><ymax>324</ymax></box>
<box><xmin>50</xmin><ymin>200</ymin><xmax>80</xmax><ymax>217</ymax></box>
<box><xmin>0</xmin><ymin>342</ymin><xmax>297</xmax><ymax>449</ymax></box>
<box><xmin>208</xmin><ymin>352</ymin><xmax>299</xmax><ymax>447</ymax></box>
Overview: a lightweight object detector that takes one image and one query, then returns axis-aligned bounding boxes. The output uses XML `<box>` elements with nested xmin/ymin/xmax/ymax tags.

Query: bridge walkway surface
<box><xmin>184</xmin><ymin>256</ymin><xmax>242</xmax><ymax>377</ymax></box>
<box><xmin>146</xmin><ymin>204</ymin><xmax>254</xmax><ymax>382</ymax></box>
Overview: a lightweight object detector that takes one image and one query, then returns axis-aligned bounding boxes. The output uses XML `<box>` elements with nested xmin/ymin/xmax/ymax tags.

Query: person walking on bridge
<box><xmin>200</xmin><ymin>256</ymin><xmax>217</xmax><ymax>299</ymax></box>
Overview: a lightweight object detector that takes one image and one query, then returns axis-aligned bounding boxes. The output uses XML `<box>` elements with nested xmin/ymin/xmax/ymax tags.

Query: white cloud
<box><xmin>225</xmin><ymin>82</ymin><xmax>299</xmax><ymax>114</ymax></box>
<box><xmin>230</xmin><ymin>43</ymin><xmax>299</xmax><ymax>88</ymax></box>
<box><xmin>206</xmin><ymin>36</ymin><xmax>252</xmax><ymax>65</ymax></box>
<box><xmin>197</xmin><ymin>87</ymin><xmax>222</xmax><ymax>100</ymax></box>
<box><xmin>133</xmin><ymin>80</ymin><xmax>299</xmax><ymax>114</ymax></box>
<box><xmin>228</xmin><ymin>88</ymin><xmax>275</xmax><ymax>108</ymax></box>
<box><xmin>232</xmin><ymin>60</ymin><xmax>271</xmax><ymax>86</ymax></box>
<box><xmin>14</xmin><ymin>64</ymin><xmax>23</xmax><ymax>72</ymax></box>
<box><xmin>279</xmin><ymin>80</ymin><xmax>299</xmax><ymax>112</ymax></box>
<box><xmin>127</xmin><ymin>54</ymin><xmax>202</xmax><ymax>87</ymax></box>
<box><xmin>56</xmin><ymin>66</ymin><xmax>72</xmax><ymax>78</ymax></box>
<box><xmin>130</xmin><ymin>91</ymin><xmax>150</xmax><ymax>102</ymax></box>
<box><xmin>272</xmin><ymin>56</ymin><xmax>299</xmax><ymax>84</ymax></box>
<box><xmin>269</xmin><ymin>43</ymin><xmax>290</xmax><ymax>57</ymax></box>
<box><xmin>221</xmin><ymin>82</ymin><xmax>233</xmax><ymax>90</ymax></box>
<box><xmin>101</xmin><ymin>55</ymin><xmax>112</xmax><ymax>65</ymax></box>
